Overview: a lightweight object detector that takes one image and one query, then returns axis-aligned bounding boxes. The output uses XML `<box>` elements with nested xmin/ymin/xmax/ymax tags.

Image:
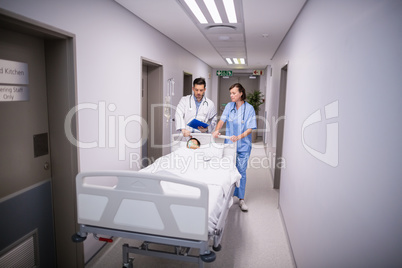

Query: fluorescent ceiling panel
<box><xmin>185</xmin><ymin>0</ymin><xmax>208</xmax><ymax>23</ymax></box>
<box><xmin>223</xmin><ymin>0</ymin><xmax>237</xmax><ymax>23</ymax></box>
<box><xmin>204</xmin><ymin>0</ymin><xmax>222</xmax><ymax>23</ymax></box>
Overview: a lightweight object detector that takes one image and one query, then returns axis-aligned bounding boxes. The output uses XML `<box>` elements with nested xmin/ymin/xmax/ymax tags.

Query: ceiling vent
<box><xmin>205</xmin><ymin>25</ymin><xmax>237</xmax><ymax>31</ymax></box>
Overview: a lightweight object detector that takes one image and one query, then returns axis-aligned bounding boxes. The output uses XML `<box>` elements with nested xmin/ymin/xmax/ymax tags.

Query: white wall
<box><xmin>267</xmin><ymin>1</ymin><xmax>402</xmax><ymax>267</ymax></box>
<box><xmin>0</xmin><ymin>0</ymin><xmax>211</xmax><ymax>171</ymax></box>
<box><xmin>0</xmin><ymin>0</ymin><xmax>212</xmax><ymax>262</ymax></box>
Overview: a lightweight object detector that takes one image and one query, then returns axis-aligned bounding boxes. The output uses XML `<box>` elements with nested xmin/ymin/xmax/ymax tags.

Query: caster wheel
<box><xmin>122</xmin><ymin>258</ymin><xmax>134</xmax><ymax>268</ymax></box>
<box><xmin>200</xmin><ymin>251</ymin><xmax>216</xmax><ymax>263</ymax></box>
<box><xmin>71</xmin><ymin>233</ymin><xmax>86</xmax><ymax>243</ymax></box>
<box><xmin>213</xmin><ymin>244</ymin><xmax>222</xmax><ymax>252</ymax></box>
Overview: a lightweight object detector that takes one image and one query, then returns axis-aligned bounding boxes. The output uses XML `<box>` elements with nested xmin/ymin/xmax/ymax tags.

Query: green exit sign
<box><xmin>216</xmin><ymin>70</ymin><xmax>233</xmax><ymax>76</ymax></box>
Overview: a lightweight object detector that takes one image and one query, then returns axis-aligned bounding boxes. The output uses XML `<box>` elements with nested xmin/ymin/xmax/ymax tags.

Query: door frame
<box><xmin>141</xmin><ymin>58</ymin><xmax>163</xmax><ymax>165</ymax></box>
<box><xmin>274</xmin><ymin>64</ymin><xmax>288</xmax><ymax>189</ymax></box>
<box><xmin>183</xmin><ymin>72</ymin><xmax>192</xmax><ymax>96</ymax></box>
<box><xmin>0</xmin><ymin>8</ymin><xmax>82</xmax><ymax>267</ymax></box>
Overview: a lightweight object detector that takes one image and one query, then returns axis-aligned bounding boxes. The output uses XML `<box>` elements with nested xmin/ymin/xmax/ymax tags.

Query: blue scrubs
<box><xmin>220</xmin><ymin>101</ymin><xmax>257</xmax><ymax>199</ymax></box>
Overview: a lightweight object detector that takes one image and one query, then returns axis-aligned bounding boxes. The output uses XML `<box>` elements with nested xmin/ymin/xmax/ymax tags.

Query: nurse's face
<box><xmin>193</xmin><ymin>84</ymin><xmax>206</xmax><ymax>102</ymax></box>
<box><xmin>230</xmin><ymin>87</ymin><xmax>243</xmax><ymax>103</ymax></box>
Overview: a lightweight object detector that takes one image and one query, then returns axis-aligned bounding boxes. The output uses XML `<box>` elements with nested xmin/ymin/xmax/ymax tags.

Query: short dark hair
<box><xmin>193</xmin><ymin>77</ymin><xmax>206</xmax><ymax>88</ymax></box>
<box><xmin>229</xmin><ymin>83</ymin><xmax>246</xmax><ymax>101</ymax></box>
<box><xmin>187</xmin><ymin>137</ymin><xmax>201</xmax><ymax>147</ymax></box>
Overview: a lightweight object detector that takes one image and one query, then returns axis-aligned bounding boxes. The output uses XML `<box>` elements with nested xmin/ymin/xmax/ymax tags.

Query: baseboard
<box><xmin>278</xmin><ymin>205</ymin><xmax>298</xmax><ymax>268</ymax></box>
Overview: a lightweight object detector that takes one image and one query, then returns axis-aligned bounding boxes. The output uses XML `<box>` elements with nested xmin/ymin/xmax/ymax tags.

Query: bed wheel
<box><xmin>122</xmin><ymin>257</ymin><xmax>134</xmax><ymax>268</ymax></box>
<box><xmin>213</xmin><ymin>244</ymin><xmax>222</xmax><ymax>252</ymax></box>
<box><xmin>71</xmin><ymin>233</ymin><xmax>86</xmax><ymax>243</ymax></box>
<box><xmin>200</xmin><ymin>251</ymin><xmax>216</xmax><ymax>263</ymax></box>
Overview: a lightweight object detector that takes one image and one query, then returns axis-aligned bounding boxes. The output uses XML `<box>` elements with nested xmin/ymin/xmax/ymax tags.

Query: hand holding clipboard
<box><xmin>187</xmin><ymin>119</ymin><xmax>209</xmax><ymax>132</ymax></box>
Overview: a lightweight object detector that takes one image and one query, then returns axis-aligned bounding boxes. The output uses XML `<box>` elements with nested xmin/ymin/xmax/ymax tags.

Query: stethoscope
<box><xmin>230</xmin><ymin>101</ymin><xmax>246</xmax><ymax>124</ymax></box>
<box><xmin>189</xmin><ymin>94</ymin><xmax>209</xmax><ymax>123</ymax></box>
<box><xmin>189</xmin><ymin>94</ymin><xmax>208</xmax><ymax>109</ymax></box>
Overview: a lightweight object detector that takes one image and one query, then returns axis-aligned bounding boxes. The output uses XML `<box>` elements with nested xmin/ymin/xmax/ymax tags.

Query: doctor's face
<box><xmin>192</xmin><ymin>84</ymin><xmax>206</xmax><ymax>102</ymax></box>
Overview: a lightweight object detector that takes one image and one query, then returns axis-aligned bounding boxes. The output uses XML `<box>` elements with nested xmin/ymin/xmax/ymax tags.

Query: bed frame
<box><xmin>72</xmin><ymin>134</ymin><xmax>236</xmax><ymax>267</ymax></box>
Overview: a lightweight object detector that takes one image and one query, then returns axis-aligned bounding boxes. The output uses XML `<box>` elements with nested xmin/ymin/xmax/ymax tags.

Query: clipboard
<box><xmin>187</xmin><ymin>118</ymin><xmax>209</xmax><ymax>129</ymax></box>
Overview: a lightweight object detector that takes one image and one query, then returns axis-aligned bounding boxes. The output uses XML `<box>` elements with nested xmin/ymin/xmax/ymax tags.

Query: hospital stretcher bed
<box><xmin>72</xmin><ymin>134</ymin><xmax>240</xmax><ymax>267</ymax></box>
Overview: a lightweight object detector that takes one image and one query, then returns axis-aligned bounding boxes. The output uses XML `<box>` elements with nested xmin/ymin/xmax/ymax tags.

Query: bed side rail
<box><xmin>172</xmin><ymin>133</ymin><xmax>231</xmax><ymax>144</ymax></box>
<box><xmin>76</xmin><ymin>170</ymin><xmax>209</xmax><ymax>241</ymax></box>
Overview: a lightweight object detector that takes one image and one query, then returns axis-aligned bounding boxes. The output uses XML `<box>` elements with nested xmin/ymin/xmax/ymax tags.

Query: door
<box><xmin>183</xmin><ymin>72</ymin><xmax>192</xmax><ymax>96</ymax></box>
<box><xmin>274</xmin><ymin>65</ymin><xmax>288</xmax><ymax>189</ymax></box>
<box><xmin>141</xmin><ymin>64</ymin><xmax>149</xmax><ymax>166</ymax></box>
<box><xmin>0</xmin><ymin>12</ymin><xmax>81</xmax><ymax>267</ymax></box>
<box><xmin>0</xmin><ymin>27</ymin><xmax>55</xmax><ymax>266</ymax></box>
<box><xmin>0</xmin><ymin>28</ymin><xmax>51</xmax><ymax>197</ymax></box>
<box><xmin>141</xmin><ymin>59</ymin><xmax>163</xmax><ymax>167</ymax></box>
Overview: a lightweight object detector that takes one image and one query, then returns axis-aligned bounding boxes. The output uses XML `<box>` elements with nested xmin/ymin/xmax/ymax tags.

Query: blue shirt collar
<box><xmin>193</xmin><ymin>94</ymin><xmax>202</xmax><ymax>111</ymax></box>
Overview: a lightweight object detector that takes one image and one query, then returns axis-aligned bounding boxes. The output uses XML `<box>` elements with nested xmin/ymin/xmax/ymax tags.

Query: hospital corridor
<box><xmin>85</xmin><ymin>139</ymin><xmax>295</xmax><ymax>268</ymax></box>
<box><xmin>1</xmin><ymin>1</ymin><xmax>402</xmax><ymax>268</ymax></box>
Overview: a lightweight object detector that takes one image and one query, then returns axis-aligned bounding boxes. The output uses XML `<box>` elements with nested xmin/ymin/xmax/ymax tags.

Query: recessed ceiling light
<box><xmin>184</xmin><ymin>0</ymin><xmax>207</xmax><ymax>24</ymax></box>
<box><xmin>223</xmin><ymin>0</ymin><xmax>237</xmax><ymax>23</ymax></box>
<box><xmin>204</xmin><ymin>0</ymin><xmax>222</xmax><ymax>23</ymax></box>
<box><xmin>226</xmin><ymin>58</ymin><xmax>233</xmax><ymax>64</ymax></box>
<box><xmin>233</xmin><ymin>58</ymin><xmax>239</xmax><ymax>64</ymax></box>
<box><xmin>240</xmin><ymin>58</ymin><xmax>245</xmax><ymax>64</ymax></box>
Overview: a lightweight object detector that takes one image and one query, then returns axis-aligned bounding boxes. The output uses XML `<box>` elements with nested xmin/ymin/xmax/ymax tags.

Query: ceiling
<box><xmin>114</xmin><ymin>0</ymin><xmax>306</xmax><ymax>72</ymax></box>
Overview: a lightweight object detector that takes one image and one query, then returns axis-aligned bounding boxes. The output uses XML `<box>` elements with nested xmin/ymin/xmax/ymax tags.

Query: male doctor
<box><xmin>175</xmin><ymin>77</ymin><xmax>217</xmax><ymax>137</ymax></box>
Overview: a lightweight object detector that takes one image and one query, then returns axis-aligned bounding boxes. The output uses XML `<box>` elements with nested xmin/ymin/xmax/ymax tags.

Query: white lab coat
<box><xmin>175</xmin><ymin>95</ymin><xmax>217</xmax><ymax>133</ymax></box>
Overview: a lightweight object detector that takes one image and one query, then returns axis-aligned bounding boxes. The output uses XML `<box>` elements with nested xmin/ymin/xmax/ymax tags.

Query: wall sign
<box><xmin>252</xmin><ymin>70</ymin><xmax>263</xmax><ymax>75</ymax></box>
<box><xmin>216</xmin><ymin>70</ymin><xmax>233</xmax><ymax>76</ymax></box>
<box><xmin>0</xmin><ymin>85</ymin><xmax>29</xmax><ymax>101</ymax></box>
<box><xmin>0</xmin><ymin>59</ymin><xmax>29</xmax><ymax>102</ymax></box>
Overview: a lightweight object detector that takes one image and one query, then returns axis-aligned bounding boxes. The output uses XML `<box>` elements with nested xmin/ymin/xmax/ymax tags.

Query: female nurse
<box><xmin>212</xmin><ymin>83</ymin><xmax>257</xmax><ymax>211</ymax></box>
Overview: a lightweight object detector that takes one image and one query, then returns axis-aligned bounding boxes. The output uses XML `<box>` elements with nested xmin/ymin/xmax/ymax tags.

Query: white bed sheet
<box><xmin>140</xmin><ymin>147</ymin><xmax>241</xmax><ymax>232</ymax></box>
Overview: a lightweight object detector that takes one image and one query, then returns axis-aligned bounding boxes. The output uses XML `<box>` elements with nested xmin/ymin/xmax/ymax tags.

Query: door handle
<box><xmin>44</xmin><ymin>162</ymin><xmax>50</xmax><ymax>170</ymax></box>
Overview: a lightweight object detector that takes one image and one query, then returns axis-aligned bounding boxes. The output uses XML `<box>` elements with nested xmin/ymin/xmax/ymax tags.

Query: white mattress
<box><xmin>140</xmin><ymin>146</ymin><xmax>241</xmax><ymax>232</ymax></box>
